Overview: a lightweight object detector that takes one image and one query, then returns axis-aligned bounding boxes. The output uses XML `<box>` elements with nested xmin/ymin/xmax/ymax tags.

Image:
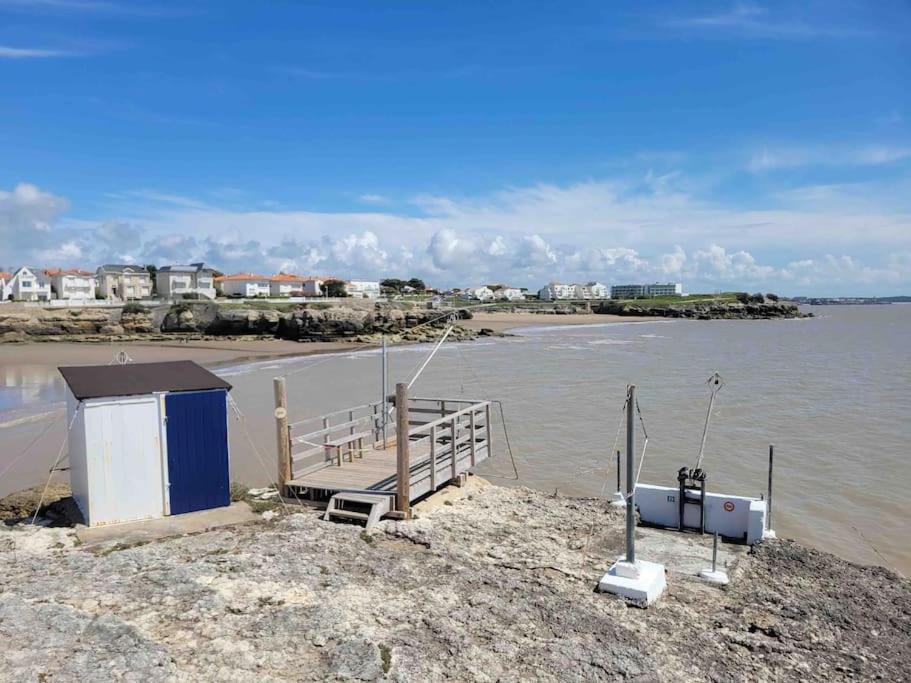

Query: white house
<box><xmin>42</xmin><ymin>269</ymin><xmax>96</xmax><ymax>301</ymax></box>
<box><xmin>537</xmin><ymin>282</ymin><xmax>576</xmax><ymax>301</ymax></box>
<box><xmin>96</xmin><ymin>265</ymin><xmax>153</xmax><ymax>301</ymax></box>
<box><xmin>301</xmin><ymin>278</ymin><xmax>324</xmax><ymax>297</ymax></box>
<box><xmin>3</xmin><ymin>267</ymin><xmax>52</xmax><ymax>302</ymax></box>
<box><xmin>461</xmin><ymin>286</ymin><xmax>495</xmax><ymax>301</ymax></box>
<box><xmin>215</xmin><ymin>273</ymin><xmax>272</xmax><ymax>298</ymax></box>
<box><xmin>156</xmin><ymin>263</ymin><xmax>216</xmax><ymax>300</ymax></box>
<box><xmin>268</xmin><ymin>273</ymin><xmax>307</xmax><ymax>297</ymax></box>
<box><xmin>495</xmin><ymin>287</ymin><xmax>525</xmax><ymax>301</ymax></box>
<box><xmin>0</xmin><ymin>271</ymin><xmax>10</xmax><ymax>301</ymax></box>
<box><xmin>345</xmin><ymin>280</ymin><xmax>381</xmax><ymax>298</ymax></box>
<box><xmin>577</xmin><ymin>282</ymin><xmax>609</xmax><ymax>300</ymax></box>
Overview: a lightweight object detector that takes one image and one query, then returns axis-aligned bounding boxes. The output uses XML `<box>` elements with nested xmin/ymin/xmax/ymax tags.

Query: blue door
<box><xmin>165</xmin><ymin>389</ymin><xmax>230</xmax><ymax>515</ymax></box>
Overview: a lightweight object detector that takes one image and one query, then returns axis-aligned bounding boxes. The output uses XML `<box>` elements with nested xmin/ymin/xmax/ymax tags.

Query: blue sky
<box><xmin>1</xmin><ymin>0</ymin><xmax>910</xmax><ymax>295</ymax></box>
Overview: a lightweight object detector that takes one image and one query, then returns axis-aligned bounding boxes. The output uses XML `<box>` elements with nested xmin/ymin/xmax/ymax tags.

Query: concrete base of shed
<box><xmin>75</xmin><ymin>502</ymin><xmax>259</xmax><ymax>548</ymax></box>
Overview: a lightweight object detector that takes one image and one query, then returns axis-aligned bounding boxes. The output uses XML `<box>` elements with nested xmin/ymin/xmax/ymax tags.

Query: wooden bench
<box><xmin>324</xmin><ymin>431</ymin><xmax>374</xmax><ymax>466</ymax></box>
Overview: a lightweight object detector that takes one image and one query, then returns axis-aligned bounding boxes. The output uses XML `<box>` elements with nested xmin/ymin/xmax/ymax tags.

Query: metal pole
<box><xmin>616</xmin><ymin>450</ymin><xmax>621</xmax><ymax>494</ymax></box>
<box><xmin>382</xmin><ymin>335</ymin><xmax>388</xmax><ymax>449</ymax></box>
<box><xmin>626</xmin><ymin>385</ymin><xmax>636</xmax><ymax>564</ymax></box>
<box><xmin>767</xmin><ymin>444</ymin><xmax>774</xmax><ymax>530</ymax></box>
<box><xmin>712</xmin><ymin>532</ymin><xmax>719</xmax><ymax>572</ymax></box>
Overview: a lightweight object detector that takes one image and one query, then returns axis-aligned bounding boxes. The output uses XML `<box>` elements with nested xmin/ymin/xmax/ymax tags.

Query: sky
<box><xmin>1</xmin><ymin>1</ymin><xmax>910</xmax><ymax>295</ymax></box>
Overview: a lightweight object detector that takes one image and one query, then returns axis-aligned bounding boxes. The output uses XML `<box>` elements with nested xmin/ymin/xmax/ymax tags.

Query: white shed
<box><xmin>59</xmin><ymin>361</ymin><xmax>233</xmax><ymax>527</ymax></box>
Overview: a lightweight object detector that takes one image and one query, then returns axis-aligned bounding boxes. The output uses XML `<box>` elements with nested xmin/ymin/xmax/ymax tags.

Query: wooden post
<box><xmin>273</xmin><ymin>377</ymin><xmax>291</xmax><ymax>495</ymax></box>
<box><xmin>450</xmin><ymin>416</ymin><xmax>458</xmax><ymax>480</ymax></box>
<box><xmin>429</xmin><ymin>425</ymin><xmax>437</xmax><ymax>490</ymax></box>
<box><xmin>469</xmin><ymin>409</ymin><xmax>477</xmax><ymax>466</ymax></box>
<box><xmin>484</xmin><ymin>403</ymin><xmax>492</xmax><ymax>459</ymax></box>
<box><xmin>395</xmin><ymin>383</ymin><xmax>411</xmax><ymax>517</ymax></box>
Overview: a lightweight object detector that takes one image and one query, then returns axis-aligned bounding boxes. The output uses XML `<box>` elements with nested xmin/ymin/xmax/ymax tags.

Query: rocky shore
<box><xmin>0</xmin><ymin>302</ymin><xmax>481</xmax><ymax>345</ymax></box>
<box><xmin>1</xmin><ymin>483</ymin><xmax>907</xmax><ymax>681</ymax></box>
<box><xmin>596</xmin><ymin>297</ymin><xmax>809</xmax><ymax>320</ymax></box>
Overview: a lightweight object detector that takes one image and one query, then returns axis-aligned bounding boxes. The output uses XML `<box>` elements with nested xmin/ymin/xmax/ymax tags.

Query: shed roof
<box><xmin>58</xmin><ymin>361</ymin><xmax>232</xmax><ymax>401</ymax></box>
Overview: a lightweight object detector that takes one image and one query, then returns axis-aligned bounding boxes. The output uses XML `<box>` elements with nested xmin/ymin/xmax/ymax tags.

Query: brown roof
<box><xmin>271</xmin><ymin>273</ymin><xmax>306</xmax><ymax>283</ymax></box>
<box><xmin>58</xmin><ymin>361</ymin><xmax>232</xmax><ymax>401</ymax></box>
<box><xmin>214</xmin><ymin>273</ymin><xmax>270</xmax><ymax>282</ymax></box>
<box><xmin>0</xmin><ymin>272</ymin><xmax>10</xmax><ymax>280</ymax></box>
<box><xmin>44</xmin><ymin>268</ymin><xmax>94</xmax><ymax>277</ymax></box>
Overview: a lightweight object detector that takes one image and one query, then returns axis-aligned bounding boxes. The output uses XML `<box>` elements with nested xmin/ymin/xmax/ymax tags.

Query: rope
<box><xmin>30</xmin><ymin>403</ymin><xmax>82</xmax><ymax>525</ymax></box>
<box><xmin>227</xmin><ymin>394</ymin><xmax>298</xmax><ymax>513</ymax></box>
<box><xmin>407</xmin><ymin>324</ymin><xmax>455</xmax><ymax>389</ymax></box>
<box><xmin>694</xmin><ymin>371</ymin><xmax>724</xmax><ymax>471</ymax></box>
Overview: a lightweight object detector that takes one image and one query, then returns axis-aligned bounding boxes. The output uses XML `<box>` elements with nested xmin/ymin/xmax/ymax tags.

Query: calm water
<box><xmin>2</xmin><ymin>305</ymin><xmax>909</xmax><ymax>573</ymax></box>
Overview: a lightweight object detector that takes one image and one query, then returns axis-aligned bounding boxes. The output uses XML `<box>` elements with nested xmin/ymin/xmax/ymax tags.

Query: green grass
<box><xmin>217</xmin><ymin>301</ymin><xmax>300</xmax><ymax>312</ymax></box>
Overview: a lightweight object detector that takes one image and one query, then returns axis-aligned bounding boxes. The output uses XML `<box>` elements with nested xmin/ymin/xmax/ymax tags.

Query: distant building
<box><xmin>345</xmin><ymin>280</ymin><xmax>381</xmax><ymax>298</ymax></box>
<box><xmin>494</xmin><ymin>287</ymin><xmax>524</xmax><ymax>301</ymax></box>
<box><xmin>215</xmin><ymin>273</ymin><xmax>272</xmax><ymax>298</ymax></box>
<box><xmin>269</xmin><ymin>273</ymin><xmax>307</xmax><ymax>297</ymax></box>
<box><xmin>0</xmin><ymin>271</ymin><xmax>9</xmax><ymax>301</ymax></box>
<box><xmin>611</xmin><ymin>282</ymin><xmax>683</xmax><ymax>299</ymax></box>
<box><xmin>301</xmin><ymin>277</ymin><xmax>325</xmax><ymax>297</ymax></box>
<box><xmin>43</xmin><ymin>268</ymin><xmax>96</xmax><ymax>301</ymax></box>
<box><xmin>156</xmin><ymin>263</ymin><xmax>216</xmax><ymax>300</ymax></box>
<box><xmin>96</xmin><ymin>265</ymin><xmax>153</xmax><ymax>301</ymax></box>
<box><xmin>461</xmin><ymin>286</ymin><xmax>495</xmax><ymax>301</ymax></box>
<box><xmin>538</xmin><ymin>283</ymin><xmax>576</xmax><ymax>301</ymax></box>
<box><xmin>4</xmin><ymin>266</ymin><xmax>52</xmax><ymax>302</ymax></box>
<box><xmin>577</xmin><ymin>282</ymin><xmax>609</xmax><ymax>300</ymax></box>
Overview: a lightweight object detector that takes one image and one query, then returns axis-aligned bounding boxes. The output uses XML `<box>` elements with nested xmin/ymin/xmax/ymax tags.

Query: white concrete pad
<box><xmin>610</xmin><ymin>491</ymin><xmax>627</xmax><ymax>507</ymax></box>
<box><xmin>698</xmin><ymin>568</ymin><xmax>729</xmax><ymax>585</ymax></box>
<box><xmin>763</xmin><ymin>528</ymin><xmax>777</xmax><ymax>540</ymax></box>
<box><xmin>599</xmin><ymin>559</ymin><xmax>667</xmax><ymax>605</ymax></box>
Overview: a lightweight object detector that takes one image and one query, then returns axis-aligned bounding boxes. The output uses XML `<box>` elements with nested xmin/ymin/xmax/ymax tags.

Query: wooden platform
<box><xmin>286</xmin><ymin>396</ymin><xmax>493</xmax><ymax>507</ymax></box>
<box><xmin>288</xmin><ymin>446</ymin><xmax>399</xmax><ymax>493</ymax></box>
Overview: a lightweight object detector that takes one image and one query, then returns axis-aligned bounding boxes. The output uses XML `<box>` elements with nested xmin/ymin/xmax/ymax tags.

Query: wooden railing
<box><xmin>288</xmin><ymin>401</ymin><xmax>387</xmax><ymax>478</ymax></box>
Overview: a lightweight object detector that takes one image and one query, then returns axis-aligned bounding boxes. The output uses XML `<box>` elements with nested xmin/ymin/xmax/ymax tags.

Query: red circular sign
<box><xmin>723</xmin><ymin>501</ymin><xmax>735</xmax><ymax>512</ymax></box>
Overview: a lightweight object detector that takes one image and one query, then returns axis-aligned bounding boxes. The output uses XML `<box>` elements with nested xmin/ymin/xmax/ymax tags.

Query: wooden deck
<box><xmin>285</xmin><ymin>397</ymin><xmax>492</xmax><ymax>505</ymax></box>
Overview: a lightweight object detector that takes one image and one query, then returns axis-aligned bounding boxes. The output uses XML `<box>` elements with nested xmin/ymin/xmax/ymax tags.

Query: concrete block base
<box><xmin>598</xmin><ymin>559</ymin><xmax>667</xmax><ymax>605</ymax></box>
<box><xmin>610</xmin><ymin>491</ymin><xmax>627</xmax><ymax>507</ymax></box>
<box><xmin>698</xmin><ymin>568</ymin><xmax>730</xmax><ymax>585</ymax></box>
<box><xmin>763</xmin><ymin>528</ymin><xmax>777</xmax><ymax>540</ymax></box>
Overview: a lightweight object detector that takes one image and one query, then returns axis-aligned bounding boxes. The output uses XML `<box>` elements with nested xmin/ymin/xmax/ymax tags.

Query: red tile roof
<box><xmin>214</xmin><ymin>273</ymin><xmax>270</xmax><ymax>282</ymax></box>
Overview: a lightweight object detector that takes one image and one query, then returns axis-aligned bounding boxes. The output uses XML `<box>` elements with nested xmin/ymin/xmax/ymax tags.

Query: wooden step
<box><xmin>323</xmin><ymin>491</ymin><xmax>394</xmax><ymax>529</ymax></box>
<box><xmin>325</xmin><ymin>508</ymin><xmax>370</xmax><ymax>521</ymax></box>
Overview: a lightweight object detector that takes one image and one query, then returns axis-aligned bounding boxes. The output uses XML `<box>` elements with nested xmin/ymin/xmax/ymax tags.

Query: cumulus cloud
<box><xmin>2</xmin><ymin>177</ymin><xmax>910</xmax><ymax>295</ymax></box>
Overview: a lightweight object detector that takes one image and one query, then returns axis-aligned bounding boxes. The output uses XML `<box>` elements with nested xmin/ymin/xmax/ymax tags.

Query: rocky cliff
<box><xmin>0</xmin><ymin>483</ymin><xmax>907</xmax><ymax>680</ymax></box>
<box><xmin>0</xmin><ymin>303</ymin><xmax>474</xmax><ymax>343</ymax></box>
<box><xmin>595</xmin><ymin>297</ymin><xmax>809</xmax><ymax>320</ymax></box>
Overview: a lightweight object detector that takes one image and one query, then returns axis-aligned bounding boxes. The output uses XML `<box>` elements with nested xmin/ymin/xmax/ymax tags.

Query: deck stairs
<box><xmin>323</xmin><ymin>491</ymin><xmax>394</xmax><ymax>529</ymax></box>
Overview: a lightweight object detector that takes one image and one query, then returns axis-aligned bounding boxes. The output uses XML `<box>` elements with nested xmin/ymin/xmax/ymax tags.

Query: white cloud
<box><xmin>748</xmin><ymin>145</ymin><xmax>911</xmax><ymax>172</ymax></box>
<box><xmin>3</xmin><ymin>175</ymin><xmax>911</xmax><ymax>295</ymax></box>
<box><xmin>0</xmin><ymin>45</ymin><xmax>78</xmax><ymax>59</ymax></box>
<box><xmin>663</xmin><ymin>3</ymin><xmax>869</xmax><ymax>40</ymax></box>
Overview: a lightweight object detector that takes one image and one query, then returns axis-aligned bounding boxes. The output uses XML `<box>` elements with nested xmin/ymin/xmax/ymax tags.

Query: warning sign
<box><xmin>723</xmin><ymin>501</ymin><xmax>735</xmax><ymax>512</ymax></box>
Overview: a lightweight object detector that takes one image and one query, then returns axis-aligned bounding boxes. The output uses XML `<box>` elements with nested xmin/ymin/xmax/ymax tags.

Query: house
<box><xmin>494</xmin><ymin>287</ymin><xmax>525</xmax><ymax>301</ymax></box>
<box><xmin>96</xmin><ymin>265</ymin><xmax>153</xmax><ymax>301</ymax></box>
<box><xmin>0</xmin><ymin>272</ymin><xmax>10</xmax><ymax>301</ymax></box>
<box><xmin>3</xmin><ymin>266</ymin><xmax>52</xmax><ymax>301</ymax></box>
<box><xmin>42</xmin><ymin>268</ymin><xmax>96</xmax><ymax>301</ymax></box>
<box><xmin>58</xmin><ymin>361</ymin><xmax>233</xmax><ymax>527</ymax></box>
<box><xmin>268</xmin><ymin>273</ymin><xmax>307</xmax><ymax>297</ymax></box>
<box><xmin>301</xmin><ymin>277</ymin><xmax>324</xmax><ymax>297</ymax></box>
<box><xmin>215</xmin><ymin>273</ymin><xmax>272</xmax><ymax>298</ymax></box>
<box><xmin>345</xmin><ymin>280</ymin><xmax>381</xmax><ymax>298</ymax></box>
<box><xmin>461</xmin><ymin>286</ymin><xmax>495</xmax><ymax>301</ymax></box>
<box><xmin>578</xmin><ymin>282</ymin><xmax>609</xmax><ymax>300</ymax></box>
<box><xmin>537</xmin><ymin>282</ymin><xmax>576</xmax><ymax>301</ymax></box>
<box><xmin>156</xmin><ymin>263</ymin><xmax>217</xmax><ymax>300</ymax></box>
<box><xmin>611</xmin><ymin>282</ymin><xmax>683</xmax><ymax>299</ymax></box>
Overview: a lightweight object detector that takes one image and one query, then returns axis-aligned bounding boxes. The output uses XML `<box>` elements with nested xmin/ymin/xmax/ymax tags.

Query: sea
<box><xmin>2</xmin><ymin>304</ymin><xmax>909</xmax><ymax>574</ymax></box>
